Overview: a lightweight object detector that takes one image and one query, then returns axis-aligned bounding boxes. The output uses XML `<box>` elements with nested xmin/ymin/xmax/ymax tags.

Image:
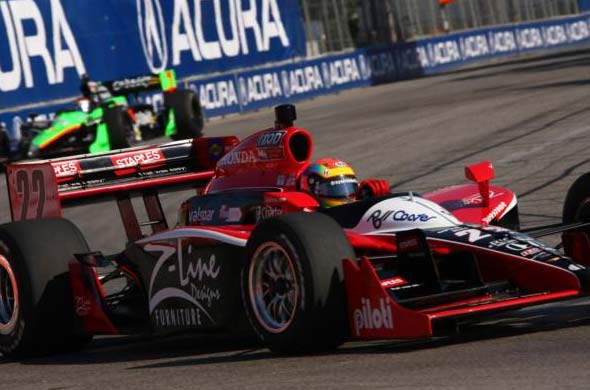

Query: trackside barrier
<box><xmin>188</xmin><ymin>14</ymin><xmax>590</xmax><ymax>117</ymax></box>
<box><xmin>1</xmin><ymin>14</ymin><xmax>589</xmax><ymax>148</ymax></box>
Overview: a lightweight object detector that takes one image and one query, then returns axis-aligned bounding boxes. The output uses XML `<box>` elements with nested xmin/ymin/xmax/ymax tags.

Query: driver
<box><xmin>79</xmin><ymin>74</ymin><xmax>112</xmax><ymax>106</ymax></box>
<box><xmin>299</xmin><ymin>158</ymin><xmax>390</xmax><ymax>208</ymax></box>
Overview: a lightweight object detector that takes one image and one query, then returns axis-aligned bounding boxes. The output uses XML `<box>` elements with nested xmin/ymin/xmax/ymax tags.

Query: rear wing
<box><xmin>100</xmin><ymin>69</ymin><xmax>178</xmax><ymax>96</ymax></box>
<box><xmin>6</xmin><ymin>136</ymin><xmax>239</xmax><ymax>224</ymax></box>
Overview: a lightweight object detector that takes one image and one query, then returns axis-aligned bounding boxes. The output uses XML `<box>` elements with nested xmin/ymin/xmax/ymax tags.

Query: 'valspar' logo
<box><xmin>353</xmin><ymin>297</ymin><xmax>393</xmax><ymax>336</ymax></box>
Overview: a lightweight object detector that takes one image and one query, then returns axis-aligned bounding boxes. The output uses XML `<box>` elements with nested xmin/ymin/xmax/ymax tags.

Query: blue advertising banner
<box><xmin>1</xmin><ymin>13</ymin><xmax>589</xmax><ymax>149</ymax></box>
<box><xmin>0</xmin><ymin>0</ymin><xmax>306</xmax><ymax>108</ymax></box>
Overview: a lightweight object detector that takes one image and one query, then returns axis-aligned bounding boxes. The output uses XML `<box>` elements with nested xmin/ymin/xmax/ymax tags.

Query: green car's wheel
<box><xmin>104</xmin><ymin>107</ymin><xmax>134</xmax><ymax>150</ymax></box>
<box><xmin>165</xmin><ymin>90</ymin><xmax>204</xmax><ymax>140</ymax></box>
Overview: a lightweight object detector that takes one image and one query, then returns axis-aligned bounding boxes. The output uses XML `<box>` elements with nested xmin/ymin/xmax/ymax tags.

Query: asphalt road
<box><xmin>1</xmin><ymin>48</ymin><xmax>590</xmax><ymax>389</ymax></box>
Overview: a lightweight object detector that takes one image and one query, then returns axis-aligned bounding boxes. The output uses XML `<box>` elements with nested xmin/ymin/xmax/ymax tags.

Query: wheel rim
<box><xmin>0</xmin><ymin>255</ymin><xmax>18</xmax><ymax>333</ymax></box>
<box><xmin>248</xmin><ymin>242</ymin><xmax>299</xmax><ymax>334</ymax></box>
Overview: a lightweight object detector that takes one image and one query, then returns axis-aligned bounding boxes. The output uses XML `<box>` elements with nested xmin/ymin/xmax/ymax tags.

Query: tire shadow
<box><xmin>5</xmin><ymin>298</ymin><xmax>587</xmax><ymax>369</ymax></box>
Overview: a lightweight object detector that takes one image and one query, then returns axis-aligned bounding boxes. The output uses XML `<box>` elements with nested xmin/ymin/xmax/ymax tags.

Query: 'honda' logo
<box><xmin>136</xmin><ymin>0</ymin><xmax>168</xmax><ymax>73</ymax></box>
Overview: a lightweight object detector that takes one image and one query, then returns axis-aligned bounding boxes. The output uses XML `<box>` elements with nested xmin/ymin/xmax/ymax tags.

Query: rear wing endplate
<box><xmin>6</xmin><ymin>162</ymin><xmax>62</xmax><ymax>221</ymax></box>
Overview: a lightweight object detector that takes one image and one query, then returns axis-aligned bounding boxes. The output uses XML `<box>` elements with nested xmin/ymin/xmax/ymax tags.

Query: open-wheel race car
<box><xmin>2</xmin><ymin>105</ymin><xmax>590</xmax><ymax>357</ymax></box>
<box><xmin>2</xmin><ymin>70</ymin><xmax>203</xmax><ymax>161</ymax></box>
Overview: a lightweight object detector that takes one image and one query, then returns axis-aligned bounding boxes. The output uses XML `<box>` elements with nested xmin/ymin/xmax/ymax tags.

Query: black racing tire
<box><xmin>0</xmin><ymin>218</ymin><xmax>92</xmax><ymax>358</ymax></box>
<box><xmin>563</xmin><ymin>173</ymin><xmax>590</xmax><ymax>224</ymax></box>
<box><xmin>104</xmin><ymin>106</ymin><xmax>133</xmax><ymax>150</ymax></box>
<box><xmin>164</xmin><ymin>90</ymin><xmax>204</xmax><ymax>140</ymax></box>
<box><xmin>562</xmin><ymin>173</ymin><xmax>590</xmax><ymax>258</ymax></box>
<box><xmin>241</xmin><ymin>212</ymin><xmax>354</xmax><ymax>354</ymax></box>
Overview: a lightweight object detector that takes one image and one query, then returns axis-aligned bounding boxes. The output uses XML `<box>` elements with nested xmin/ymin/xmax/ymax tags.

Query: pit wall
<box><xmin>1</xmin><ymin>13</ymin><xmax>588</xmax><ymax>145</ymax></box>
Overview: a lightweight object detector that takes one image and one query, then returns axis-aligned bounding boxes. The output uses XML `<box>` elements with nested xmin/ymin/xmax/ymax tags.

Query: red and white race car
<box><xmin>1</xmin><ymin>105</ymin><xmax>589</xmax><ymax>357</ymax></box>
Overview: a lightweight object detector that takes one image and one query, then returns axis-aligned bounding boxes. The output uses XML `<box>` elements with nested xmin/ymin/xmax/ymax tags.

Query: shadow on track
<box><xmin>5</xmin><ymin>299</ymin><xmax>589</xmax><ymax>369</ymax></box>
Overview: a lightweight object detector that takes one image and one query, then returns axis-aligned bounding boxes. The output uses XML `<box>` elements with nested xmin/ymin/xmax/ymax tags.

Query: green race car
<box><xmin>18</xmin><ymin>70</ymin><xmax>204</xmax><ymax>159</ymax></box>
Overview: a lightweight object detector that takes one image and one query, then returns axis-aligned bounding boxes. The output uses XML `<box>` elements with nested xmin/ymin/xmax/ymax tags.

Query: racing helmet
<box><xmin>300</xmin><ymin>158</ymin><xmax>359</xmax><ymax>207</ymax></box>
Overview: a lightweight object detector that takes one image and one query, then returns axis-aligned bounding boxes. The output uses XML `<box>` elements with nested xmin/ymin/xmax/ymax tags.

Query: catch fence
<box><xmin>301</xmin><ymin>0</ymin><xmax>582</xmax><ymax>54</ymax></box>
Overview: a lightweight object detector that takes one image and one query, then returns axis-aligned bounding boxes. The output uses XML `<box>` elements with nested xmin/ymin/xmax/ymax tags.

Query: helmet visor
<box><xmin>316</xmin><ymin>176</ymin><xmax>359</xmax><ymax>199</ymax></box>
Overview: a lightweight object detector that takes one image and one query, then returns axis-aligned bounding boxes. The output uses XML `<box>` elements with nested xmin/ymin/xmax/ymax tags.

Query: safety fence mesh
<box><xmin>300</xmin><ymin>0</ymin><xmax>582</xmax><ymax>55</ymax></box>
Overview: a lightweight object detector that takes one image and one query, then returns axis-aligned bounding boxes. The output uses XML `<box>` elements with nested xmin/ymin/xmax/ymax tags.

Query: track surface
<box><xmin>1</xmin><ymin>49</ymin><xmax>590</xmax><ymax>389</ymax></box>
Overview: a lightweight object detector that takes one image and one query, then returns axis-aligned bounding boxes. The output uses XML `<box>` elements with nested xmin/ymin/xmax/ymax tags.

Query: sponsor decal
<box><xmin>218</xmin><ymin>149</ymin><xmax>257</xmax><ymax>166</ymax></box>
<box><xmin>112</xmin><ymin>148</ymin><xmax>165</xmax><ymax>168</ymax></box>
<box><xmin>255</xmin><ymin>205</ymin><xmax>283</xmax><ymax>222</ymax></box>
<box><xmin>74</xmin><ymin>296</ymin><xmax>91</xmax><ymax>316</ymax></box>
<box><xmin>488</xmin><ymin>238</ymin><xmax>514</xmax><ymax>248</ymax></box>
<box><xmin>521</xmin><ymin>247</ymin><xmax>542</xmax><ymax>257</ymax></box>
<box><xmin>208</xmin><ymin>139</ymin><xmax>225</xmax><ymax>160</ymax></box>
<box><xmin>462</xmin><ymin>190</ymin><xmax>504</xmax><ymax>206</ymax></box>
<box><xmin>111</xmin><ymin>76</ymin><xmax>155</xmax><ymax>91</ymax></box>
<box><xmin>191</xmin><ymin>285</ymin><xmax>221</xmax><ymax>308</ymax></box>
<box><xmin>380</xmin><ymin>277</ymin><xmax>408</xmax><ymax>289</ymax></box>
<box><xmin>367</xmin><ymin>209</ymin><xmax>436</xmax><ymax>229</ymax></box>
<box><xmin>219</xmin><ymin>205</ymin><xmax>242</xmax><ymax>223</ymax></box>
<box><xmin>145</xmin><ymin>243</ymin><xmax>222</xmax><ymax>328</ymax></box>
<box><xmin>285</xmin><ymin>173</ymin><xmax>297</xmax><ymax>187</ymax></box>
<box><xmin>189</xmin><ymin>206</ymin><xmax>215</xmax><ymax>224</ymax></box>
<box><xmin>482</xmin><ymin>201</ymin><xmax>507</xmax><ymax>224</ymax></box>
<box><xmin>453</xmin><ymin>228</ymin><xmax>491</xmax><ymax>243</ymax></box>
<box><xmin>353</xmin><ymin>297</ymin><xmax>393</xmax><ymax>336</ymax></box>
<box><xmin>257</xmin><ymin>147</ymin><xmax>284</xmax><ymax>161</ymax></box>
<box><xmin>330</xmin><ymin>177</ymin><xmax>357</xmax><ymax>186</ymax></box>
<box><xmin>52</xmin><ymin>160</ymin><xmax>81</xmax><ymax>178</ymax></box>
<box><xmin>177</xmin><ymin>252</ymin><xmax>220</xmax><ymax>287</ymax></box>
<box><xmin>154</xmin><ymin>307</ymin><xmax>201</xmax><ymax>327</ymax></box>
<box><xmin>257</xmin><ymin>131</ymin><xmax>285</xmax><ymax>147</ymax></box>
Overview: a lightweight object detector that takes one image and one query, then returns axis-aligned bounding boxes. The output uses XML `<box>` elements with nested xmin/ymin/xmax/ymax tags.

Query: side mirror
<box><xmin>465</xmin><ymin>160</ymin><xmax>495</xmax><ymax>207</ymax></box>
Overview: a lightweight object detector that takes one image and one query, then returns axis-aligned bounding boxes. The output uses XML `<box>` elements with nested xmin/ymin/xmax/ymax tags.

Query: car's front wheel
<box><xmin>241</xmin><ymin>213</ymin><xmax>354</xmax><ymax>354</ymax></box>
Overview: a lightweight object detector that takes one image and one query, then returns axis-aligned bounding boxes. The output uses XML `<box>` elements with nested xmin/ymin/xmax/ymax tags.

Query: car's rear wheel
<box><xmin>241</xmin><ymin>213</ymin><xmax>354</xmax><ymax>354</ymax></box>
<box><xmin>0</xmin><ymin>218</ymin><xmax>92</xmax><ymax>358</ymax></box>
<box><xmin>164</xmin><ymin>90</ymin><xmax>204</xmax><ymax>140</ymax></box>
<box><xmin>104</xmin><ymin>106</ymin><xmax>134</xmax><ymax>150</ymax></box>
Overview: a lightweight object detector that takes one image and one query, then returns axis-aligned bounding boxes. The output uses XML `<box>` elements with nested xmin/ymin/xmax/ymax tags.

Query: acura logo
<box><xmin>136</xmin><ymin>0</ymin><xmax>168</xmax><ymax>73</ymax></box>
